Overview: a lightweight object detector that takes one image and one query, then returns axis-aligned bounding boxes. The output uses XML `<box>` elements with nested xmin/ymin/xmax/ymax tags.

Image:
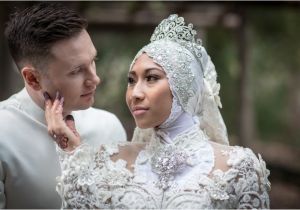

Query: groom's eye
<box><xmin>92</xmin><ymin>56</ymin><xmax>99</xmax><ymax>64</ymax></box>
<box><xmin>70</xmin><ymin>69</ymin><xmax>80</xmax><ymax>75</ymax></box>
<box><xmin>127</xmin><ymin>76</ymin><xmax>135</xmax><ymax>85</ymax></box>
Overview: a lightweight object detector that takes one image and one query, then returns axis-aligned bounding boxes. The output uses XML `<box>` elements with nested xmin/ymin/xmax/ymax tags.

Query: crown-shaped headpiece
<box><xmin>132</xmin><ymin>14</ymin><xmax>228</xmax><ymax>145</ymax></box>
<box><xmin>150</xmin><ymin>14</ymin><xmax>203</xmax><ymax>59</ymax></box>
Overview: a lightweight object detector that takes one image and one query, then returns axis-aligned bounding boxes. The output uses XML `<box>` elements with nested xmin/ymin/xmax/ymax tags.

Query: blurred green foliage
<box><xmin>250</xmin><ymin>7</ymin><xmax>300</xmax><ymax>145</ymax></box>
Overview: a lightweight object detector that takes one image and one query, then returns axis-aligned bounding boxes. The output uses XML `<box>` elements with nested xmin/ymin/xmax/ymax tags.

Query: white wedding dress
<box><xmin>56</xmin><ymin>125</ymin><xmax>270</xmax><ymax>209</ymax></box>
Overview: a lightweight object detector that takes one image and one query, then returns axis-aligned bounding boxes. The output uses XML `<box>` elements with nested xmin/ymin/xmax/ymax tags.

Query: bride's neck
<box><xmin>155</xmin><ymin>112</ymin><xmax>195</xmax><ymax>141</ymax></box>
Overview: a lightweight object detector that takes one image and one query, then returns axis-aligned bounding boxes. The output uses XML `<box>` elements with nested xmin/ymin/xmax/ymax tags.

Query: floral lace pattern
<box><xmin>56</xmin><ymin>126</ymin><xmax>270</xmax><ymax>209</ymax></box>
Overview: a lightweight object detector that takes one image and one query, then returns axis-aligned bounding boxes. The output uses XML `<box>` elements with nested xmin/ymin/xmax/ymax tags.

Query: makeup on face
<box><xmin>126</xmin><ymin>53</ymin><xmax>173</xmax><ymax>129</ymax></box>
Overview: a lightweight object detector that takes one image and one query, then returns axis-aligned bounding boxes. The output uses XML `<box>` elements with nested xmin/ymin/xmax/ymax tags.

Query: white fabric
<box><xmin>56</xmin><ymin>125</ymin><xmax>270</xmax><ymax>209</ymax></box>
<box><xmin>0</xmin><ymin>88</ymin><xmax>126</xmax><ymax>208</ymax></box>
<box><xmin>156</xmin><ymin>111</ymin><xmax>195</xmax><ymax>141</ymax></box>
<box><xmin>158</xmin><ymin>95</ymin><xmax>184</xmax><ymax>132</ymax></box>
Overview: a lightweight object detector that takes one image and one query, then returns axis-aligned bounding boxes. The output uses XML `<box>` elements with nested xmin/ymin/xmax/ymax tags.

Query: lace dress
<box><xmin>56</xmin><ymin>125</ymin><xmax>270</xmax><ymax>209</ymax></box>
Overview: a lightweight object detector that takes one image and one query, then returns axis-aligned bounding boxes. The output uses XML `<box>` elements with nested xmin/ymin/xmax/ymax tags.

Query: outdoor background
<box><xmin>0</xmin><ymin>1</ymin><xmax>299</xmax><ymax>208</ymax></box>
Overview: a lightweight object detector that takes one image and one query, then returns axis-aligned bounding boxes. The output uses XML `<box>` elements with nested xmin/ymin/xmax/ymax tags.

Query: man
<box><xmin>0</xmin><ymin>3</ymin><xmax>126</xmax><ymax>208</ymax></box>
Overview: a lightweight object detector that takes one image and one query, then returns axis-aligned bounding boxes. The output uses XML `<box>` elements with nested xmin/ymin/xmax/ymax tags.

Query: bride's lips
<box><xmin>131</xmin><ymin>106</ymin><xmax>149</xmax><ymax>116</ymax></box>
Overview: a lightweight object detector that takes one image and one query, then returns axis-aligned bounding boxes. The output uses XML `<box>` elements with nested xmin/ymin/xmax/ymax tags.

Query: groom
<box><xmin>0</xmin><ymin>3</ymin><xmax>126</xmax><ymax>208</ymax></box>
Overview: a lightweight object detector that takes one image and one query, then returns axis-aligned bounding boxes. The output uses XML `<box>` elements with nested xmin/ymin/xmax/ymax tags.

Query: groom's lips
<box><xmin>81</xmin><ymin>90</ymin><xmax>95</xmax><ymax>97</ymax></box>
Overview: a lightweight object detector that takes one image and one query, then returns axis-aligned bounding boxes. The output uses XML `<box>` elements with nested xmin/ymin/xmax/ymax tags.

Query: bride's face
<box><xmin>126</xmin><ymin>53</ymin><xmax>173</xmax><ymax>129</ymax></box>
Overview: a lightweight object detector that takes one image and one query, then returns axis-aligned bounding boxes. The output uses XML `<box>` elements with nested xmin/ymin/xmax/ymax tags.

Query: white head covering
<box><xmin>131</xmin><ymin>14</ymin><xmax>228</xmax><ymax>145</ymax></box>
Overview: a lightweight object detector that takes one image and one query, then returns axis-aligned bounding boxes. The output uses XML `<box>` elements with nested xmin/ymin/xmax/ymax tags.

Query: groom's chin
<box><xmin>67</xmin><ymin>103</ymin><xmax>95</xmax><ymax>112</ymax></box>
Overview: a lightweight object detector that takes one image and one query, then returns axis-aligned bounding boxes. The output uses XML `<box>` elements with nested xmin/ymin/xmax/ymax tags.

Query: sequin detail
<box><xmin>56</xmin><ymin>128</ymin><xmax>271</xmax><ymax>209</ymax></box>
<box><xmin>151</xmin><ymin>144</ymin><xmax>188</xmax><ymax>190</ymax></box>
<box><xmin>142</xmin><ymin>40</ymin><xmax>195</xmax><ymax>109</ymax></box>
<box><xmin>150</xmin><ymin>14</ymin><xmax>203</xmax><ymax>60</ymax></box>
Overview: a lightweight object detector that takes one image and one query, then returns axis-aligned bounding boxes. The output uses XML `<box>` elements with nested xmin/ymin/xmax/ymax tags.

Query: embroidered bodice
<box><xmin>56</xmin><ymin>125</ymin><xmax>270</xmax><ymax>209</ymax></box>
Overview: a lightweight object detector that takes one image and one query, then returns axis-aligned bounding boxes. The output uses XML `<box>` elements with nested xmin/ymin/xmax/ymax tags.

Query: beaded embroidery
<box><xmin>142</xmin><ymin>40</ymin><xmax>195</xmax><ymax>108</ymax></box>
<box><xmin>56</xmin><ymin>127</ymin><xmax>271</xmax><ymax>209</ymax></box>
<box><xmin>150</xmin><ymin>14</ymin><xmax>203</xmax><ymax>60</ymax></box>
<box><xmin>151</xmin><ymin>144</ymin><xmax>188</xmax><ymax>190</ymax></box>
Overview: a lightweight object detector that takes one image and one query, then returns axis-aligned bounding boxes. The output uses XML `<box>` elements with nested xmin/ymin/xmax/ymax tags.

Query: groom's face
<box><xmin>39</xmin><ymin>30</ymin><xmax>100</xmax><ymax>113</ymax></box>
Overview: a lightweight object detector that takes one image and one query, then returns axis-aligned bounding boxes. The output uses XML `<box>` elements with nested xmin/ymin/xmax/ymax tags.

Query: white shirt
<box><xmin>0</xmin><ymin>88</ymin><xmax>126</xmax><ymax>208</ymax></box>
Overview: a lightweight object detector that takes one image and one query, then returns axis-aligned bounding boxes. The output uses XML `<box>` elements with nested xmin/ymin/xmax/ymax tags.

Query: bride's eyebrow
<box><xmin>128</xmin><ymin>67</ymin><xmax>165</xmax><ymax>77</ymax></box>
<box><xmin>145</xmin><ymin>68</ymin><xmax>166</xmax><ymax>75</ymax></box>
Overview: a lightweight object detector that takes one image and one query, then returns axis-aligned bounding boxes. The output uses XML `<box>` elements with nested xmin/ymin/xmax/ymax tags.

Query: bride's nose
<box><xmin>131</xmin><ymin>81</ymin><xmax>145</xmax><ymax>101</ymax></box>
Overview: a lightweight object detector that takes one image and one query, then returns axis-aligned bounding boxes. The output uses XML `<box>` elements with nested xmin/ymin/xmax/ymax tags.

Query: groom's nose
<box><xmin>85</xmin><ymin>68</ymin><xmax>100</xmax><ymax>87</ymax></box>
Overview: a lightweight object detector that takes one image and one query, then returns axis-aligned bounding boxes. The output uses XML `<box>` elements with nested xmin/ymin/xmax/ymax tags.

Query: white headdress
<box><xmin>131</xmin><ymin>14</ymin><xmax>228</xmax><ymax>145</ymax></box>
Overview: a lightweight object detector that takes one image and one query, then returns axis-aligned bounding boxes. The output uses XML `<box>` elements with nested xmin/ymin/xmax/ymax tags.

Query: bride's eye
<box><xmin>146</xmin><ymin>75</ymin><xmax>159</xmax><ymax>82</ymax></box>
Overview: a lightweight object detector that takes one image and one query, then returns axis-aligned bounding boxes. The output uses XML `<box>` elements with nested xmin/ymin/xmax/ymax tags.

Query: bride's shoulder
<box><xmin>209</xmin><ymin>141</ymin><xmax>269</xmax><ymax>174</ymax></box>
<box><xmin>108</xmin><ymin>142</ymin><xmax>146</xmax><ymax>165</ymax></box>
<box><xmin>118</xmin><ymin>142</ymin><xmax>146</xmax><ymax>157</ymax></box>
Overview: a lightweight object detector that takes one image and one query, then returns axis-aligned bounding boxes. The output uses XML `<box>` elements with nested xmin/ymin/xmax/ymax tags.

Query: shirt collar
<box><xmin>15</xmin><ymin>88</ymin><xmax>47</xmax><ymax>125</ymax></box>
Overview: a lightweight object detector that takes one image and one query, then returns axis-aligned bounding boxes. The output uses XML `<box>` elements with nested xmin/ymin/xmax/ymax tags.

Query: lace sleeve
<box><xmin>56</xmin><ymin>144</ymin><xmax>111</xmax><ymax>209</ymax></box>
<box><xmin>228</xmin><ymin>147</ymin><xmax>271</xmax><ymax>209</ymax></box>
<box><xmin>131</xmin><ymin>127</ymin><xmax>155</xmax><ymax>143</ymax></box>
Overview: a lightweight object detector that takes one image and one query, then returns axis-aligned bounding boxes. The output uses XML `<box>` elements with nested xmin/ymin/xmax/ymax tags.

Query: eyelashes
<box><xmin>146</xmin><ymin>75</ymin><xmax>160</xmax><ymax>82</ymax></box>
<box><xmin>128</xmin><ymin>76</ymin><xmax>134</xmax><ymax>84</ymax></box>
<box><xmin>127</xmin><ymin>74</ymin><xmax>161</xmax><ymax>85</ymax></box>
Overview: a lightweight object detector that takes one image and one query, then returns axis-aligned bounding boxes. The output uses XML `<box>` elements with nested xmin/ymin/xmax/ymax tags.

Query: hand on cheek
<box><xmin>43</xmin><ymin>91</ymin><xmax>81</xmax><ymax>151</ymax></box>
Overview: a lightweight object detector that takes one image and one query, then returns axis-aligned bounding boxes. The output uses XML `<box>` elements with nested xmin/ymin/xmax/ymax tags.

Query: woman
<box><xmin>45</xmin><ymin>14</ymin><xmax>270</xmax><ymax>209</ymax></box>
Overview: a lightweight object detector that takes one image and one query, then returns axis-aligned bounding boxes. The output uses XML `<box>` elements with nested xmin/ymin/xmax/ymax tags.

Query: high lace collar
<box><xmin>139</xmin><ymin>124</ymin><xmax>214</xmax><ymax>191</ymax></box>
<box><xmin>155</xmin><ymin>111</ymin><xmax>196</xmax><ymax>143</ymax></box>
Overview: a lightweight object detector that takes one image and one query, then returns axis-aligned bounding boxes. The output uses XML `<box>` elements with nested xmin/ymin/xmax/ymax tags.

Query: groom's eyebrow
<box><xmin>128</xmin><ymin>71</ymin><xmax>135</xmax><ymax>75</ymax></box>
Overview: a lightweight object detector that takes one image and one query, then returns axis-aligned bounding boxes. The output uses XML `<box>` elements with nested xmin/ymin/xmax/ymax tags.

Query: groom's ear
<box><xmin>21</xmin><ymin>66</ymin><xmax>42</xmax><ymax>91</ymax></box>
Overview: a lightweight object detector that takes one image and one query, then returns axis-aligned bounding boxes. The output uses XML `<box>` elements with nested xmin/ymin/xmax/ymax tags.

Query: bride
<box><xmin>44</xmin><ymin>14</ymin><xmax>270</xmax><ymax>209</ymax></box>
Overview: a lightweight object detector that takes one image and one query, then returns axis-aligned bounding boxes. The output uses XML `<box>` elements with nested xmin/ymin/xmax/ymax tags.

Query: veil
<box><xmin>131</xmin><ymin>14</ymin><xmax>229</xmax><ymax>145</ymax></box>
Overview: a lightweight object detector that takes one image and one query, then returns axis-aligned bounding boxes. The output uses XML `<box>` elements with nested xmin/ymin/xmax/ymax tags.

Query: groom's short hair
<box><xmin>5</xmin><ymin>2</ymin><xmax>88</xmax><ymax>71</ymax></box>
